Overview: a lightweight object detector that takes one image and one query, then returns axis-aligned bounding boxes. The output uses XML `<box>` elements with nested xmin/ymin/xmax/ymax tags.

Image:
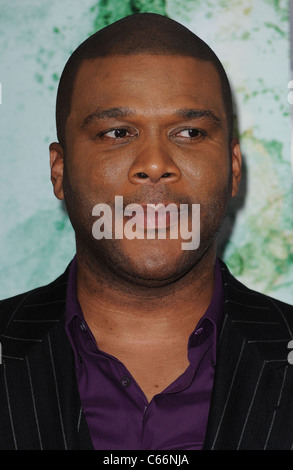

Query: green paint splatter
<box><xmin>264</xmin><ymin>21</ymin><xmax>287</xmax><ymax>38</ymax></box>
<box><xmin>91</xmin><ymin>0</ymin><xmax>167</xmax><ymax>33</ymax></box>
<box><xmin>264</xmin><ymin>0</ymin><xmax>289</xmax><ymax>23</ymax></box>
<box><xmin>35</xmin><ymin>73</ymin><xmax>43</xmax><ymax>83</ymax></box>
<box><xmin>223</xmin><ymin>124</ymin><xmax>293</xmax><ymax>299</ymax></box>
<box><xmin>55</xmin><ymin>220</ymin><xmax>66</xmax><ymax>231</ymax></box>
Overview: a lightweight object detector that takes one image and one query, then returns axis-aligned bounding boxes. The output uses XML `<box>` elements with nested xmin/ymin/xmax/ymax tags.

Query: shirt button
<box><xmin>194</xmin><ymin>327</ymin><xmax>203</xmax><ymax>335</ymax></box>
<box><xmin>120</xmin><ymin>376</ymin><xmax>131</xmax><ymax>387</ymax></box>
<box><xmin>80</xmin><ymin>322</ymin><xmax>87</xmax><ymax>333</ymax></box>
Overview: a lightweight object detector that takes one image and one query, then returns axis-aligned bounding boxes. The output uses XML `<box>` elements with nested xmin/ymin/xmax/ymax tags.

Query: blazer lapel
<box><xmin>0</xmin><ymin>266</ymin><xmax>94</xmax><ymax>450</ymax></box>
<box><xmin>203</xmin><ymin>262</ymin><xmax>293</xmax><ymax>450</ymax></box>
<box><xmin>44</xmin><ymin>317</ymin><xmax>94</xmax><ymax>450</ymax></box>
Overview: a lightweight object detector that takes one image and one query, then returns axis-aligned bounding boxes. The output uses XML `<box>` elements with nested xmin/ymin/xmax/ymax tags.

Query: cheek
<box><xmin>96</xmin><ymin>157</ymin><xmax>129</xmax><ymax>192</ymax></box>
<box><xmin>183</xmin><ymin>154</ymin><xmax>230</xmax><ymax>200</ymax></box>
<box><xmin>65</xmin><ymin>145</ymin><xmax>131</xmax><ymax>202</ymax></box>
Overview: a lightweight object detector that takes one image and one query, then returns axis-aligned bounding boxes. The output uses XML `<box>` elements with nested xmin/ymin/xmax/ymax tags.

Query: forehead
<box><xmin>69</xmin><ymin>54</ymin><xmax>226</xmax><ymax>122</ymax></box>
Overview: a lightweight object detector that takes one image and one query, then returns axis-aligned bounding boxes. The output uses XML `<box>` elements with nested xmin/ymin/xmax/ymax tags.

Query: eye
<box><xmin>98</xmin><ymin>128</ymin><xmax>137</xmax><ymax>140</ymax></box>
<box><xmin>105</xmin><ymin>129</ymin><xmax>128</xmax><ymax>138</ymax></box>
<box><xmin>175</xmin><ymin>128</ymin><xmax>207</xmax><ymax>139</ymax></box>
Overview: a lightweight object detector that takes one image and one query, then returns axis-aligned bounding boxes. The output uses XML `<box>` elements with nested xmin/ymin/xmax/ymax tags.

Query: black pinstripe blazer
<box><xmin>0</xmin><ymin>260</ymin><xmax>293</xmax><ymax>450</ymax></box>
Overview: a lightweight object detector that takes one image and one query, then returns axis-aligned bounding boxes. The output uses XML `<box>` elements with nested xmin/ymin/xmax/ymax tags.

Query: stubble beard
<box><xmin>63</xmin><ymin>179</ymin><xmax>230</xmax><ymax>288</ymax></box>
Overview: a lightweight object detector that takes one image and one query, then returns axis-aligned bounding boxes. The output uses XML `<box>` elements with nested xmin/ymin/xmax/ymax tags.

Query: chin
<box><xmin>113</xmin><ymin>239</ymin><xmax>198</xmax><ymax>286</ymax></box>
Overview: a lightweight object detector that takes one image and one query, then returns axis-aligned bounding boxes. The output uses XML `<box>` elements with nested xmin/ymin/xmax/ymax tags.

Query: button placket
<box><xmin>120</xmin><ymin>376</ymin><xmax>132</xmax><ymax>388</ymax></box>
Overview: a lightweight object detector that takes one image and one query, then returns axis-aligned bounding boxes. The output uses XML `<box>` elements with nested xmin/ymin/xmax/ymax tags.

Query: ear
<box><xmin>49</xmin><ymin>142</ymin><xmax>64</xmax><ymax>200</ymax></box>
<box><xmin>230</xmin><ymin>137</ymin><xmax>242</xmax><ymax>197</ymax></box>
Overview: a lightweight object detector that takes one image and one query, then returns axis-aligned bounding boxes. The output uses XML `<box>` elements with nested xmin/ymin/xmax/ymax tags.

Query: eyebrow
<box><xmin>176</xmin><ymin>108</ymin><xmax>222</xmax><ymax>128</ymax></box>
<box><xmin>81</xmin><ymin>107</ymin><xmax>135</xmax><ymax>128</ymax></box>
<box><xmin>81</xmin><ymin>106</ymin><xmax>222</xmax><ymax>129</ymax></box>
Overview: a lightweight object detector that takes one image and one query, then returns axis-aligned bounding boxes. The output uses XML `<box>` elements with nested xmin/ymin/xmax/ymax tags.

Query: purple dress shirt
<box><xmin>65</xmin><ymin>257</ymin><xmax>224</xmax><ymax>450</ymax></box>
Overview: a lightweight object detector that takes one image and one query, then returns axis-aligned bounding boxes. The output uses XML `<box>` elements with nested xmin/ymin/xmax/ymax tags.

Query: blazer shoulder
<box><xmin>219</xmin><ymin>259</ymin><xmax>293</xmax><ymax>325</ymax></box>
<box><xmin>0</xmin><ymin>266</ymin><xmax>70</xmax><ymax>332</ymax></box>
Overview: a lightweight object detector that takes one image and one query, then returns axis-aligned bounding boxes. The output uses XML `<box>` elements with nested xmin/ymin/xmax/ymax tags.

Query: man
<box><xmin>0</xmin><ymin>12</ymin><xmax>293</xmax><ymax>451</ymax></box>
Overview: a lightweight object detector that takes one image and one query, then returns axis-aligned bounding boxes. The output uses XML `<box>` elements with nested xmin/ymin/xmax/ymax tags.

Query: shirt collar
<box><xmin>65</xmin><ymin>256</ymin><xmax>224</xmax><ymax>356</ymax></box>
<box><xmin>195</xmin><ymin>258</ymin><xmax>224</xmax><ymax>333</ymax></box>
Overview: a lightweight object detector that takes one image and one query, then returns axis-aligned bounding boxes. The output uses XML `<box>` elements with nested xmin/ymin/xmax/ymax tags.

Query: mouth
<box><xmin>124</xmin><ymin>202</ymin><xmax>185</xmax><ymax>231</ymax></box>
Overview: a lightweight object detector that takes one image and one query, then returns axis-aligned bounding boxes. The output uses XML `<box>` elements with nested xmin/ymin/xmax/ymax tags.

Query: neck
<box><xmin>75</xmin><ymin>245</ymin><xmax>217</xmax><ymax>343</ymax></box>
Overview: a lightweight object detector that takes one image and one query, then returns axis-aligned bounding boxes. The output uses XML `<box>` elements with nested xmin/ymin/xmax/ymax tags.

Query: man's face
<box><xmin>50</xmin><ymin>54</ymin><xmax>241</xmax><ymax>285</ymax></box>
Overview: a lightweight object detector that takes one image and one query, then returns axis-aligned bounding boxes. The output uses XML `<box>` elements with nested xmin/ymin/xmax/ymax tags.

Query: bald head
<box><xmin>56</xmin><ymin>13</ymin><xmax>233</xmax><ymax>147</ymax></box>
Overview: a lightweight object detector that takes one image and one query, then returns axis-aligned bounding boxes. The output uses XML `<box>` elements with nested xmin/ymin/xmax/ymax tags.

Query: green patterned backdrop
<box><xmin>0</xmin><ymin>0</ymin><xmax>292</xmax><ymax>302</ymax></box>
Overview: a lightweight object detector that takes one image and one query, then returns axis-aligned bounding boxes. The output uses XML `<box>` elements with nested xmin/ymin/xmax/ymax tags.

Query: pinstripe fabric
<box><xmin>0</xmin><ymin>268</ymin><xmax>93</xmax><ymax>450</ymax></box>
<box><xmin>0</xmin><ymin>261</ymin><xmax>293</xmax><ymax>449</ymax></box>
<box><xmin>203</xmin><ymin>262</ymin><xmax>293</xmax><ymax>450</ymax></box>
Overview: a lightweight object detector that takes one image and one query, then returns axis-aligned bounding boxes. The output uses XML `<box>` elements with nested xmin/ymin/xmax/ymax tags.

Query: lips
<box><xmin>125</xmin><ymin>202</ymin><xmax>183</xmax><ymax>230</ymax></box>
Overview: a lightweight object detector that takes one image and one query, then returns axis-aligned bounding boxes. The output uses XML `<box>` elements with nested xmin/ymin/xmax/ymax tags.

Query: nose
<box><xmin>128</xmin><ymin>141</ymin><xmax>181</xmax><ymax>184</ymax></box>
